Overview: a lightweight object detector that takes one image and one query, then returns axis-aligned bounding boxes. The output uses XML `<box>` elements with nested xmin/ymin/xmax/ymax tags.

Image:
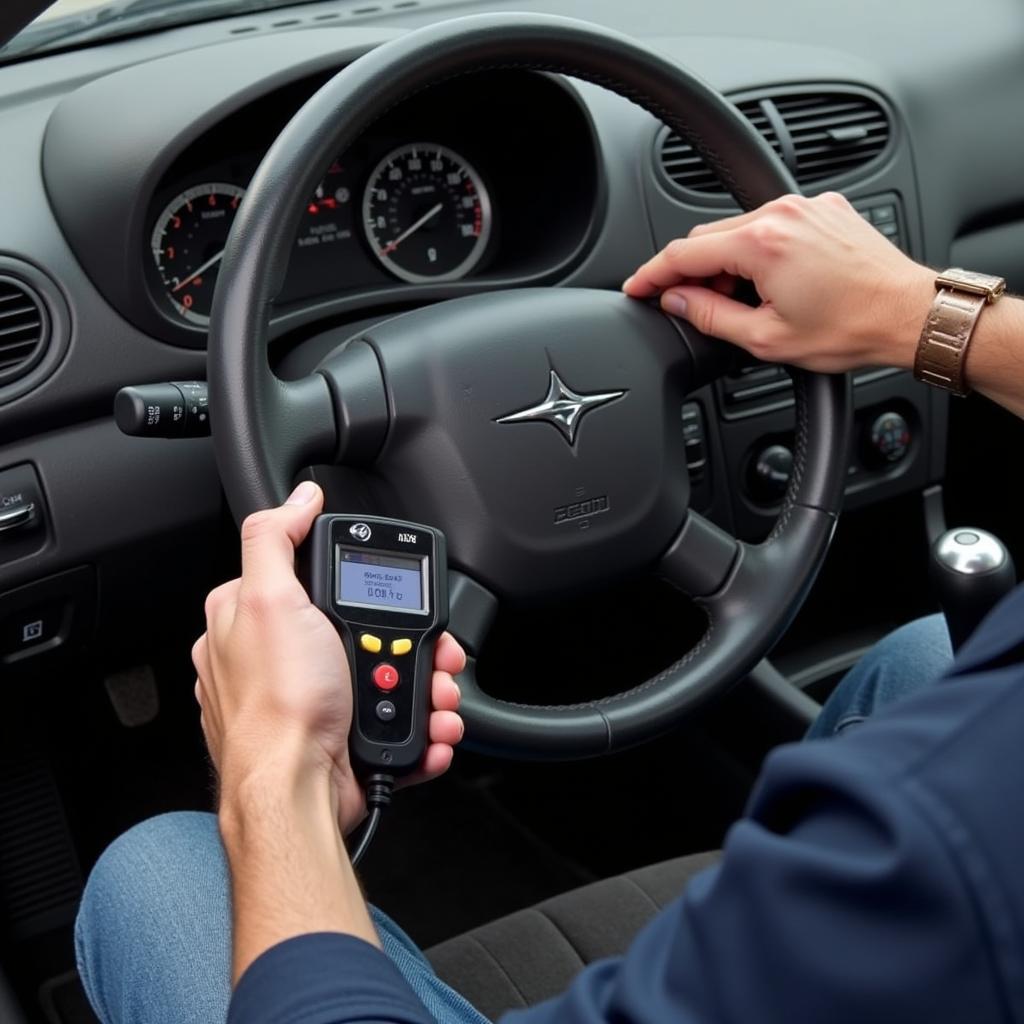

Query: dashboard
<box><xmin>1</xmin><ymin>0</ymin><xmax>1024</xmax><ymax>680</ymax></box>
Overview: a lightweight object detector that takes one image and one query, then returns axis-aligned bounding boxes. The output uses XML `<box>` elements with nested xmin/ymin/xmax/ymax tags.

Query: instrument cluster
<box><xmin>143</xmin><ymin>70</ymin><xmax>598</xmax><ymax>338</ymax></box>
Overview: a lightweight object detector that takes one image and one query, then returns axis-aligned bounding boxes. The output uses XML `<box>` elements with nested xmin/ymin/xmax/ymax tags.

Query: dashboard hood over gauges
<box><xmin>41</xmin><ymin>26</ymin><xmax>600</xmax><ymax>352</ymax></box>
<box><xmin>41</xmin><ymin>29</ymin><xmax>393</xmax><ymax>348</ymax></box>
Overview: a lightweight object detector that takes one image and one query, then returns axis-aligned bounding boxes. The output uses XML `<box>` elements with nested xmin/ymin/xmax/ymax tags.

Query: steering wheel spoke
<box><xmin>276</xmin><ymin>373</ymin><xmax>338</xmax><ymax>472</ymax></box>
<box><xmin>659</xmin><ymin>510</ymin><xmax>743</xmax><ymax>600</ymax></box>
<box><xmin>448</xmin><ymin>570</ymin><xmax>498</xmax><ymax>657</ymax></box>
<box><xmin>667</xmin><ymin>319</ymin><xmax>736</xmax><ymax>393</ymax></box>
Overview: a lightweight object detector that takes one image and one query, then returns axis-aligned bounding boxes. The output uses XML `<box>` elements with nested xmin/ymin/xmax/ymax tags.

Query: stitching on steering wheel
<box><xmin>497</xmin><ymin>610</ymin><xmax>715</xmax><ymax>713</ymax></box>
<box><xmin>768</xmin><ymin>369</ymin><xmax>810</xmax><ymax>540</ymax></box>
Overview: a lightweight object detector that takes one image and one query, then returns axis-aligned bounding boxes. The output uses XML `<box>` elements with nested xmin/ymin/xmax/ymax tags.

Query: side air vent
<box><xmin>658</xmin><ymin>88</ymin><xmax>891</xmax><ymax>198</ymax></box>
<box><xmin>0</xmin><ymin>276</ymin><xmax>47</xmax><ymax>388</ymax></box>
<box><xmin>0</xmin><ymin>257</ymin><xmax>69</xmax><ymax>405</ymax></box>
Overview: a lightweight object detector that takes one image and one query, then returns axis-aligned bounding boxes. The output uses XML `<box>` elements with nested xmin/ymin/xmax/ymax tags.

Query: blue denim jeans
<box><xmin>75</xmin><ymin>614</ymin><xmax>952</xmax><ymax>1024</ymax></box>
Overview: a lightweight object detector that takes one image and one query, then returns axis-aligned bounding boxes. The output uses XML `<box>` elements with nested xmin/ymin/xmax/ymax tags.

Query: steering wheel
<box><xmin>208</xmin><ymin>12</ymin><xmax>851</xmax><ymax>761</ymax></box>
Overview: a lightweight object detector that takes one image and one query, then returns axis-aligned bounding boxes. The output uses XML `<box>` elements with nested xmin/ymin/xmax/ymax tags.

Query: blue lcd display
<box><xmin>337</xmin><ymin>547</ymin><xmax>426</xmax><ymax>614</ymax></box>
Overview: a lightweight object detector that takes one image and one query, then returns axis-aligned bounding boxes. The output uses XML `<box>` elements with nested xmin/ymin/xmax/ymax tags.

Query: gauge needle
<box><xmin>381</xmin><ymin>203</ymin><xmax>443</xmax><ymax>255</ymax></box>
<box><xmin>171</xmin><ymin>249</ymin><xmax>226</xmax><ymax>293</ymax></box>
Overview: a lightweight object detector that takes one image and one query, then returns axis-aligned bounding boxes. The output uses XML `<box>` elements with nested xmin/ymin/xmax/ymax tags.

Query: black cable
<box><xmin>349</xmin><ymin>772</ymin><xmax>394</xmax><ymax>867</ymax></box>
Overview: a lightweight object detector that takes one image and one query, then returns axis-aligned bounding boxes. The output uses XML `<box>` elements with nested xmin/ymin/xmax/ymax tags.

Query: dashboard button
<box><xmin>372</xmin><ymin>663</ymin><xmax>400</xmax><ymax>691</ymax></box>
<box><xmin>0</xmin><ymin>601</ymin><xmax>65</xmax><ymax>663</ymax></box>
<box><xmin>748</xmin><ymin>444</ymin><xmax>793</xmax><ymax>503</ymax></box>
<box><xmin>865</xmin><ymin>411</ymin><xmax>911</xmax><ymax>466</ymax></box>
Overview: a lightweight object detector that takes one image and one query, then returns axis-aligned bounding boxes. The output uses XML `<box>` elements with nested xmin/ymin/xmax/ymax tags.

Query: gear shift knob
<box><xmin>930</xmin><ymin>528</ymin><xmax>1016</xmax><ymax>651</ymax></box>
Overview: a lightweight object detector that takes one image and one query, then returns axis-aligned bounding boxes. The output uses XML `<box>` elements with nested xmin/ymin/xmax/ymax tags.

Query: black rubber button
<box><xmin>375</xmin><ymin>700</ymin><xmax>397</xmax><ymax>722</ymax></box>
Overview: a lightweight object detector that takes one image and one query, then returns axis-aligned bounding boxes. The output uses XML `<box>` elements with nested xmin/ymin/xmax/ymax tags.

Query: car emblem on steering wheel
<box><xmin>495</xmin><ymin>369</ymin><xmax>625</xmax><ymax>446</ymax></box>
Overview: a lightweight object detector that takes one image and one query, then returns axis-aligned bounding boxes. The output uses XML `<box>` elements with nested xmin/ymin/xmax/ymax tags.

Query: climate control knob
<box><xmin>866</xmin><ymin>411</ymin><xmax>911</xmax><ymax>466</ymax></box>
<box><xmin>748</xmin><ymin>444</ymin><xmax>793</xmax><ymax>503</ymax></box>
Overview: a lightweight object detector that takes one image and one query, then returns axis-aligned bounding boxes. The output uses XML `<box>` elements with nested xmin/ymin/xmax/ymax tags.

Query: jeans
<box><xmin>75</xmin><ymin>614</ymin><xmax>952</xmax><ymax>1024</ymax></box>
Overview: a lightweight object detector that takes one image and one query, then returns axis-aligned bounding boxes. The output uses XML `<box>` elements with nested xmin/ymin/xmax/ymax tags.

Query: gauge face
<box><xmin>150</xmin><ymin>183</ymin><xmax>245</xmax><ymax>325</ymax></box>
<box><xmin>362</xmin><ymin>144</ymin><xmax>492</xmax><ymax>284</ymax></box>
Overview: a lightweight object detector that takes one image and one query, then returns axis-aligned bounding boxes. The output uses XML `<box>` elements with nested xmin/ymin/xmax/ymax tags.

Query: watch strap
<box><xmin>914</xmin><ymin>287</ymin><xmax>987</xmax><ymax>397</ymax></box>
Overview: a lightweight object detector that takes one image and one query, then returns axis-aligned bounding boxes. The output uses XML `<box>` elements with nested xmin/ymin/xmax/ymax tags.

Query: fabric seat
<box><xmin>425</xmin><ymin>852</ymin><xmax>719</xmax><ymax>1020</ymax></box>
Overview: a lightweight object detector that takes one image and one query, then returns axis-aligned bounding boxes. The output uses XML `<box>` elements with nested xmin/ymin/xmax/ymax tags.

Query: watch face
<box><xmin>937</xmin><ymin>268</ymin><xmax>1007</xmax><ymax>299</ymax></box>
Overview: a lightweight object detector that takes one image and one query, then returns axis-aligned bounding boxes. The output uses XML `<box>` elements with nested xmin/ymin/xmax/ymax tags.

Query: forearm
<box><xmin>964</xmin><ymin>295</ymin><xmax>1024</xmax><ymax>417</ymax></box>
<box><xmin>869</xmin><ymin>271</ymin><xmax>1024</xmax><ymax>418</ymax></box>
<box><xmin>219</xmin><ymin>756</ymin><xmax>379</xmax><ymax>986</ymax></box>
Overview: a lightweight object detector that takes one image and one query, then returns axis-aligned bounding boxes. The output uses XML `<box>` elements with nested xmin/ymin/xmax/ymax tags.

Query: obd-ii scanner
<box><xmin>298</xmin><ymin>514</ymin><xmax>449</xmax><ymax>863</ymax></box>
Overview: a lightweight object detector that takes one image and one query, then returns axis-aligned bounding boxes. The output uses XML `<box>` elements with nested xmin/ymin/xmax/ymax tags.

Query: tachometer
<box><xmin>362</xmin><ymin>144</ymin><xmax>491</xmax><ymax>284</ymax></box>
<box><xmin>150</xmin><ymin>183</ymin><xmax>245</xmax><ymax>325</ymax></box>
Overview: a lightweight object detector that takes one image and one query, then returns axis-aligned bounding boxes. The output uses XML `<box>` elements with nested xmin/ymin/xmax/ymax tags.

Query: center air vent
<box><xmin>659</xmin><ymin>88</ymin><xmax>891</xmax><ymax>198</ymax></box>
<box><xmin>0</xmin><ymin>276</ymin><xmax>47</xmax><ymax>388</ymax></box>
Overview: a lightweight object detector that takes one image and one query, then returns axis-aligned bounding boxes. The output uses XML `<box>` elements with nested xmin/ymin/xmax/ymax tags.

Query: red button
<box><xmin>372</xmin><ymin>663</ymin><xmax>400</xmax><ymax>691</ymax></box>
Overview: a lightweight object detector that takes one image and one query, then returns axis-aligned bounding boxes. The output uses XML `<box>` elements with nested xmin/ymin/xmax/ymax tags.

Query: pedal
<box><xmin>103</xmin><ymin>665</ymin><xmax>159</xmax><ymax>728</ymax></box>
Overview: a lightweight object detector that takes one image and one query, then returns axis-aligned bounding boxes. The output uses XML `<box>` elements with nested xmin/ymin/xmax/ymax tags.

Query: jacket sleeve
<box><xmin>506</xmin><ymin>729</ymin><xmax>1008</xmax><ymax>1024</ymax></box>
<box><xmin>228</xmin><ymin>932</ymin><xmax>435</xmax><ymax>1024</ymax></box>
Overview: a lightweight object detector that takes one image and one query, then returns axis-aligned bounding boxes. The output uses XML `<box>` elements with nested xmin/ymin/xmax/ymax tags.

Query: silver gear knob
<box><xmin>931</xmin><ymin>528</ymin><xmax>1016</xmax><ymax>651</ymax></box>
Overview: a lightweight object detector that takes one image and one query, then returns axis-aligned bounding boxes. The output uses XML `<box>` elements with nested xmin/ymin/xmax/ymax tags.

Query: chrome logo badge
<box><xmin>349</xmin><ymin>522</ymin><xmax>372</xmax><ymax>542</ymax></box>
<box><xmin>495</xmin><ymin>370</ymin><xmax>625</xmax><ymax>446</ymax></box>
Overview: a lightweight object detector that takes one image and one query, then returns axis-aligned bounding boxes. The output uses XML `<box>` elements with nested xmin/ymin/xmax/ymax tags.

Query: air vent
<box><xmin>0</xmin><ymin>276</ymin><xmax>47</xmax><ymax>388</ymax></box>
<box><xmin>658</xmin><ymin>88</ymin><xmax>891</xmax><ymax>197</ymax></box>
<box><xmin>660</xmin><ymin>99</ymin><xmax>781</xmax><ymax>194</ymax></box>
<box><xmin>778</xmin><ymin>93</ymin><xmax>890</xmax><ymax>185</ymax></box>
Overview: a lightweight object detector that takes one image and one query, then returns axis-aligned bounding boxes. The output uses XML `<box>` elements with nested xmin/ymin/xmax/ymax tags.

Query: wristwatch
<box><xmin>914</xmin><ymin>268</ymin><xmax>1006</xmax><ymax>396</ymax></box>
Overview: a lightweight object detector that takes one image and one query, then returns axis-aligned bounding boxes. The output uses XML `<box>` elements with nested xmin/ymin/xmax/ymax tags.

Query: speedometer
<box><xmin>362</xmin><ymin>143</ymin><xmax>492</xmax><ymax>284</ymax></box>
<box><xmin>150</xmin><ymin>182</ymin><xmax>245</xmax><ymax>325</ymax></box>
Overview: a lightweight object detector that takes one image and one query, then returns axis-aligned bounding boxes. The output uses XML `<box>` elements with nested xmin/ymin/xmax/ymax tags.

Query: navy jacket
<box><xmin>229</xmin><ymin>585</ymin><xmax>1024</xmax><ymax>1024</ymax></box>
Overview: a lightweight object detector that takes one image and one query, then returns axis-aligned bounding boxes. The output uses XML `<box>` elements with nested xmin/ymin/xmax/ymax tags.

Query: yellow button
<box><xmin>359</xmin><ymin>633</ymin><xmax>383</xmax><ymax>654</ymax></box>
<box><xmin>391</xmin><ymin>638</ymin><xmax>413</xmax><ymax>657</ymax></box>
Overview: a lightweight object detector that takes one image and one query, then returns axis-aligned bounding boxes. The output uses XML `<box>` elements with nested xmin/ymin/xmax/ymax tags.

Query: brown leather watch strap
<box><xmin>914</xmin><ymin>287</ymin><xmax>987</xmax><ymax>397</ymax></box>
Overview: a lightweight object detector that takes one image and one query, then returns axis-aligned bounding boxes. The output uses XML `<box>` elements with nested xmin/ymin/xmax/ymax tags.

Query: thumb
<box><xmin>239</xmin><ymin>481</ymin><xmax>324</xmax><ymax>591</ymax></box>
<box><xmin>661</xmin><ymin>285</ymin><xmax>768</xmax><ymax>352</ymax></box>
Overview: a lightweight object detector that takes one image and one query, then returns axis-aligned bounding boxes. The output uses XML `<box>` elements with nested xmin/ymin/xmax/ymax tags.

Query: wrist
<box><xmin>218</xmin><ymin>747</ymin><xmax>337</xmax><ymax>850</ymax></box>
<box><xmin>867</xmin><ymin>264</ymin><xmax>935</xmax><ymax>370</ymax></box>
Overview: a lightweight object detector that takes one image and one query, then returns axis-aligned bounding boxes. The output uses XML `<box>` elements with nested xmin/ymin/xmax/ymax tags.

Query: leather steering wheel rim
<box><xmin>208</xmin><ymin>12</ymin><xmax>852</xmax><ymax>761</ymax></box>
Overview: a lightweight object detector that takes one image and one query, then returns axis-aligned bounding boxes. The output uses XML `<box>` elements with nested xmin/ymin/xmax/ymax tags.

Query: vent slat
<box><xmin>0</xmin><ymin>320</ymin><xmax>41</xmax><ymax>341</ymax></box>
<box><xmin>789</xmin><ymin>114</ymin><xmax>888</xmax><ymax>137</ymax></box>
<box><xmin>791</xmin><ymin>140</ymin><xmax>888</xmax><ymax>163</ymax></box>
<box><xmin>0</xmin><ymin>305</ymin><xmax>39</xmax><ymax>323</ymax></box>
<box><xmin>659</xmin><ymin>90</ymin><xmax>890</xmax><ymax>195</ymax></box>
<box><xmin>0</xmin><ymin>276</ymin><xmax>46</xmax><ymax>388</ymax></box>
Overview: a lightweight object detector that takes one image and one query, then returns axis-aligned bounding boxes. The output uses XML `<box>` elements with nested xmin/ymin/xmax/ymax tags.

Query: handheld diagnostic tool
<box><xmin>299</xmin><ymin>514</ymin><xmax>448</xmax><ymax>778</ymax></box>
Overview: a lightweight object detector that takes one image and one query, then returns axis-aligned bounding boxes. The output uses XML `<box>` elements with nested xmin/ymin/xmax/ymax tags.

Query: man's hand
<box><xmin>192</xmin><ymin>480</ymin><xmax>465</xmax><ymax>836</ymax></box>
<box><xmin>624</xmin><ymin>192</ymin><xmax>934</xmax><ymax>373</ymax></box>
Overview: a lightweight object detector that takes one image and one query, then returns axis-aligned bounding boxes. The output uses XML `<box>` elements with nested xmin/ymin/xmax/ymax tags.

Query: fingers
<box><xmin>431</xmin><ymin>670</ymin><xmax>461</xmax><ymax>713</ymax></box>
<box><xmin>660</xmin><ymin>284</ymin><xmax>771</xmax><ymax>350</ymax></box>
<box><xmin>434</xmin><ymin>632</ymin><xmax>466</xmax><ymax>676</ymax></box>
<box><xmin>238</xmin><ymin>481</ymin><xmax>324</xmax><ymax>598</ymax></box>
<box><xmin>623</xmin><ymin>194</ymin><xmax>815</xmax><ymax>298</ymax></box>
<box><xmin>192</xmin><ymin>633</ymin><xmax>210</xmax><ymax>677</ymax></box>
<box><xmin>417</xmin><ymin>743</ymin><xmax>454</xmax><ymax>781</ymax></box>
<box><xmin>429</xmin><ymin>709</ymin><xmax>464</xmax><ymax>745</ymax></box>
<box><xmin>203</xmin><ymin>579</ymin><xmax>241</xmax><ymax>635</ymax></box>
<box><xmin>623</xmin><ymin>232</ymin><xmax>747</xmax><ymax>299</ymax></box>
